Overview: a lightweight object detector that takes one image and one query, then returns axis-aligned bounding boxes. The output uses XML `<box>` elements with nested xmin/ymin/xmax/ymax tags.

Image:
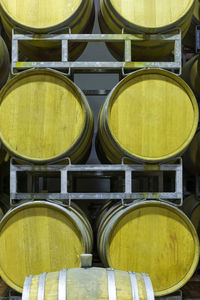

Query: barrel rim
<box><xmin>0</xmin><ymin>200</ymin><xmax>89</xmax><ymax>292</ymax></box>
<box><xmin>0</xmin><ymin>68</ymin><xmax>92</xmax><ymax>164</ymax></box>
<box><xmin>102</xmin><ymin>0</ymin><xmax>195</xmax><ymax>32</ymax></box>
<box><xmin>102</xmin><ymin>200</ymin><xmax>200</xmax><ymax>296</ymax></box>
<box><xmin>0</xmin><ymin>0</ymin><xmax>89</xmax><ymax>32</ymax></box>
<box><xmin>104</xmin><ymin>68</ymin><xmax>199</xmax><ymax>163</ymax></box>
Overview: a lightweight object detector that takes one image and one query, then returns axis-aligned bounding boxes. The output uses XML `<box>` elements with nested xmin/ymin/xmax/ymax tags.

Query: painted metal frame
<box><xmin>10</xmin><ymin>158</ymin><xmax>183</xmax><ymax>206</ymax></box>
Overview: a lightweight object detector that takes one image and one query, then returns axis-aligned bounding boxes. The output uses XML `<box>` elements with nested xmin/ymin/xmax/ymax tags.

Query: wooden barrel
<box><xmin>22</xmin><ymin>267</ymin><xmax>154</xmax><ymax>300</ymax></box>
<box><xmin>97</xmin><ymin>200</ymin><xmax>199</xmax><ymax>296</ymax></box>
<box><xmin>0</xmin><ymin>0</ymin><xmax>95</xmax><ymax>60</ymax></box>
<box><xmin>183</xmin><ymin>130</ymin><xmax>200</xmax><ymax>175</ymax></box>
<box><xmin>182</xmin><ymin>195</ymin><xmax>200</xmax><ymax>237</ymax></box>
<box><xmin>98</xmin><ymin>0</ymin><xmax>195</xmax><ymax>60</ymax></box>
<box><xmin>183</xmin><ymin>0</ymin><xmax>200</xmax><ymax>49</ymax></box>
<box><xmin>0</xmin><ymin>69</ymin><xmax>94</xmax><ymax>164</ymax></box>
<box><xmin>0</xmin><ymin>201</ymin><xmax>93</xmax><ymax>292</ymax></box>
<box><xmin>0</xmin><ymin>36</ymin><xmax>10</xmax><ymax>89</ymax></box>
<box><xmin>182</xmin><ymin>55</ymin><xmax>200</xmax><ymax>100</ymax></box>
<box><xmin>97</xmin><ymin>69</ymin><xmax>199</xmax><ymax>164</ymax></box>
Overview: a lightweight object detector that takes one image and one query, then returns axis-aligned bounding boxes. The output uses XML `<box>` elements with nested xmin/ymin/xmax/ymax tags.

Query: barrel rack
<box><xmin>0</xmin><ymin>27</ymin><xmax>187</xmax><ymax>300</ymax></box>
<box><xmin>11</xmin><ymin>28</ymin><xmax>182</xmax><ymax>85</ymax></box>
<box><xmin>9</xmin><ymin>28</ymin><xmax>184</xmax><ymax>209</ymax></box>
<box><xmin>9</xmin><ymin>158</ymin><xmax>183</xmax><ymax>207</ymax></box>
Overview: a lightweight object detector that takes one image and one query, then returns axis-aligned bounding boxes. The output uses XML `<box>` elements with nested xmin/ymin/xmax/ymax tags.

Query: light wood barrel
<box><xmin>97</xmin><ymin>200</ymin><xmax>199</xmax><ymax>296</ymax></box>
<box><xmin>182</xmin><ymin>55</ymin><xmax>200</xmax><ymax>100</ymax></box>
<box><xmin>0</xmin><ymin>69</ymin><xmax>94</xmax><ymax>164</ymax></box>
<box><xmin>183</xmin><ymin>130</ymin><xmax>200</xmax><ymax>175</ymax></box>
<box><xmin>182</xmin><ymin>195</ymin><xmax>200</xmax><ymax>236</ymax></box>
<box><xmin>0</xmin><ymin>0</ymin><xmax>95</xmax><ymax>60</ymax></box>
<box><xmin>97</xmin><ymin>69</ymin><xmax>199</xmax><ymax>164</ymax></box>
<box><xmin>99</xmin><ymin>0</ymin><xmax>195</xmax><ymax>60</ymax></box>
<box><xmin>183</xmin><ymin>0</ymin><xmax>200</xmax><ymax>49</ymax></box>
<box><xmin>0</xmin><ymin>36</ymin><xmax>9</xmax><ymax>89</ymax></box>
<box><xmin>22</xmin><ymin>267</ymin><xmax>154</xmax><ymax>300</ymax></box>
<box><xmin>0</xmin><ymin>201</ymin><xmax>93</xmax><ymax>292</ymax></box>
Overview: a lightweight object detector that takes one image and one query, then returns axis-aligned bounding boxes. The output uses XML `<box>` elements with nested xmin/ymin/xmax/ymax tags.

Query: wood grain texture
<box><xmin>99</xmin><ymin>0</ymin><xmax>194</xmax><ymax>60</ymax></box>
<box><xmin>0</xmin><ymin>201</ymin><xmax>93</xmax><ymax>292</ymax></box>
<box><xmin>0</xmin><ymin>0</ymin><xmax>94</xmax><ymax>60</ymax></box>
<box><xmin>109</xmin><ymin>0</ymin><xmax>194</xmax><ymax>28</ymax></box>
<box><xmin>97</xmin><ymin>201</ymin><xmax>199</xmax><ymax>296</ymax></box>
<box><xmin>97</xmin><ymin>69</ymin><xmax>199</xmax><ymax>163</ymax></box>
<box><xmin>23</xmin><ymin>267</ymin><xmax>153</xmax><ymax>300</ymax></box>
<box><xmin>0</xmin><ymin>69</ymin><xmax>93</xmax><ymax>163</ymax></box>
<box><xmin>0</xmin><ymin>0</ymin><xmax>82</xmax><ymax>29</ymax></box>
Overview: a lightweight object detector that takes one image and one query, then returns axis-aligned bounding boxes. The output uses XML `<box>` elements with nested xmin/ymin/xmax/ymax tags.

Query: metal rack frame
<box><xmin>11</xmin><ymin>28</ymin><xmax>182</xmax><ymax>79</ymax></box>
<box><xmin>10</xmin><ymin>158</ymin><xmax>183</xmax><ymax>207</ymax></box>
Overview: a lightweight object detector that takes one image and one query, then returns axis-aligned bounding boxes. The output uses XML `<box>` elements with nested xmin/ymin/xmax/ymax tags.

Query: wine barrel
<box><xmin>0</xmin><ymin>36</ymin><xmax>9</xmax><ymax>89</ymax></box>
<box><xmin>0</xmin><ymin>201</ymin><xmax>93</xmax><ymax>292</ymax></box>
<box><xmin>0</xmin><ymin>0</ymin><xmax>95</xmax><ymax>60</ymax></box>
<box><xmin>0</xmin><ymin>69</ymin><xmax>94</xmax><ymax>164</ymax></box>
<box><xmin>97</xmin><ymin>200</ymin><xmax>199</xmax><ymax>296</ymax></box>
<box><xmin>182</xmin><ymin>55</ymin><xmax>200</xmax><ymax>100</ymax></box>
<box><xmin>182</xmin><ymin>195</ymin><xmax>200</xmax><ymax>237</ymax></box>
<box><xmin>22</xmin><ymin>267</ymin><xmax>154</xmax><ymax>300</ymax></box>
<box><xmin>97</xmin><ymin>69</ymin><xmax>199</xmax><ymax>164</ymax></box>
<box><xmin>183</xmin><ymin>130</ymin><xmax>200</xmax><ymax>175</ymax></box>
<box><xmin>183</xmin><ymin>0</ymin><xmax>200</xmax><ymax>49</ymax></box>
<box><xmin>98</xmin><ymin>0</ymin><xmax>195</xmax><ymax>60</ymax></box>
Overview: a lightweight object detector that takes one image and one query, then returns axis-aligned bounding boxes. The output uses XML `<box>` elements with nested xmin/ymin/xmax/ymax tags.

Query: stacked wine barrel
<box><xmin>0</xmin><ymin>0</ymin><xmax>199</xmax><ymax>299</ymax></box>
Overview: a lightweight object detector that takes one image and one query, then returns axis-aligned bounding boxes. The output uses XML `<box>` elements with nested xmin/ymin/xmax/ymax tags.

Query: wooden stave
<box><xmin>0</xmin><ymin>200</ymin><xmax>93</xmax><ymax>292</ymax></box>
<box><xmin>22</xmin><ymin>267</ymin><xmax>154</xmax><ymax>300</ymax></box>
<box><xmin>98</xmin><ymin>0</ymin><xmax>195</xmax><ymax>60</ymax></box>
<box><xmin>0</xmin><ymin>0</ymin><xmax>95</xmax><ymax>61</ymax></box>
<box><xmin>97</xmin><ymin>200</ymin><xmax>200</xmax><ymax>296</ymax></box>
<box><xmin>0</xmin><ymin>68</ymin><xmax>94</xmax><ymax>164</ymax></box>
<box><xmin>0</xmin><ymin>36</ymin><xmax>10</xmax><ymax>89</ymax></box>
<box><xmin>97</xmin><ymin>68</ymin><xmax>199</xmax><ymax>164</ymax></box>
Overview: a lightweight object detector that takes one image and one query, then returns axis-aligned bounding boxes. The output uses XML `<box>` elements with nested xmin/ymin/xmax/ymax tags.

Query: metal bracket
<box><xmin>11</xmin><ymin>28</ymin><xmax>182</xmax><ymax>76</ymax></box>
<box><xmin>10</xmin><ymin>158</ymin><xmax>183</xmax><ymax>207</ymax></box>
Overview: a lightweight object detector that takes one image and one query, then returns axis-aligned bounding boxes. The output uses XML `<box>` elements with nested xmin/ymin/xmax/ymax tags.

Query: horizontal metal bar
<box><xmin>10</xmin><ymin>192</ymin><xmax>182</xmax><ymax>200</ymax></box>
<box><xmin>10</xmin><ymin>164</ymin><xmax>181</xmax><ymax>172</ymax></box>
<box><xmin>12</xmin><ymin>61</ymin><xmax>181</xmax><ymax>70</ymax></box>
<box><xmin>13</xmin><ymin>33</ymin><xmax>181</xmax><ymax>41</ymax></box>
